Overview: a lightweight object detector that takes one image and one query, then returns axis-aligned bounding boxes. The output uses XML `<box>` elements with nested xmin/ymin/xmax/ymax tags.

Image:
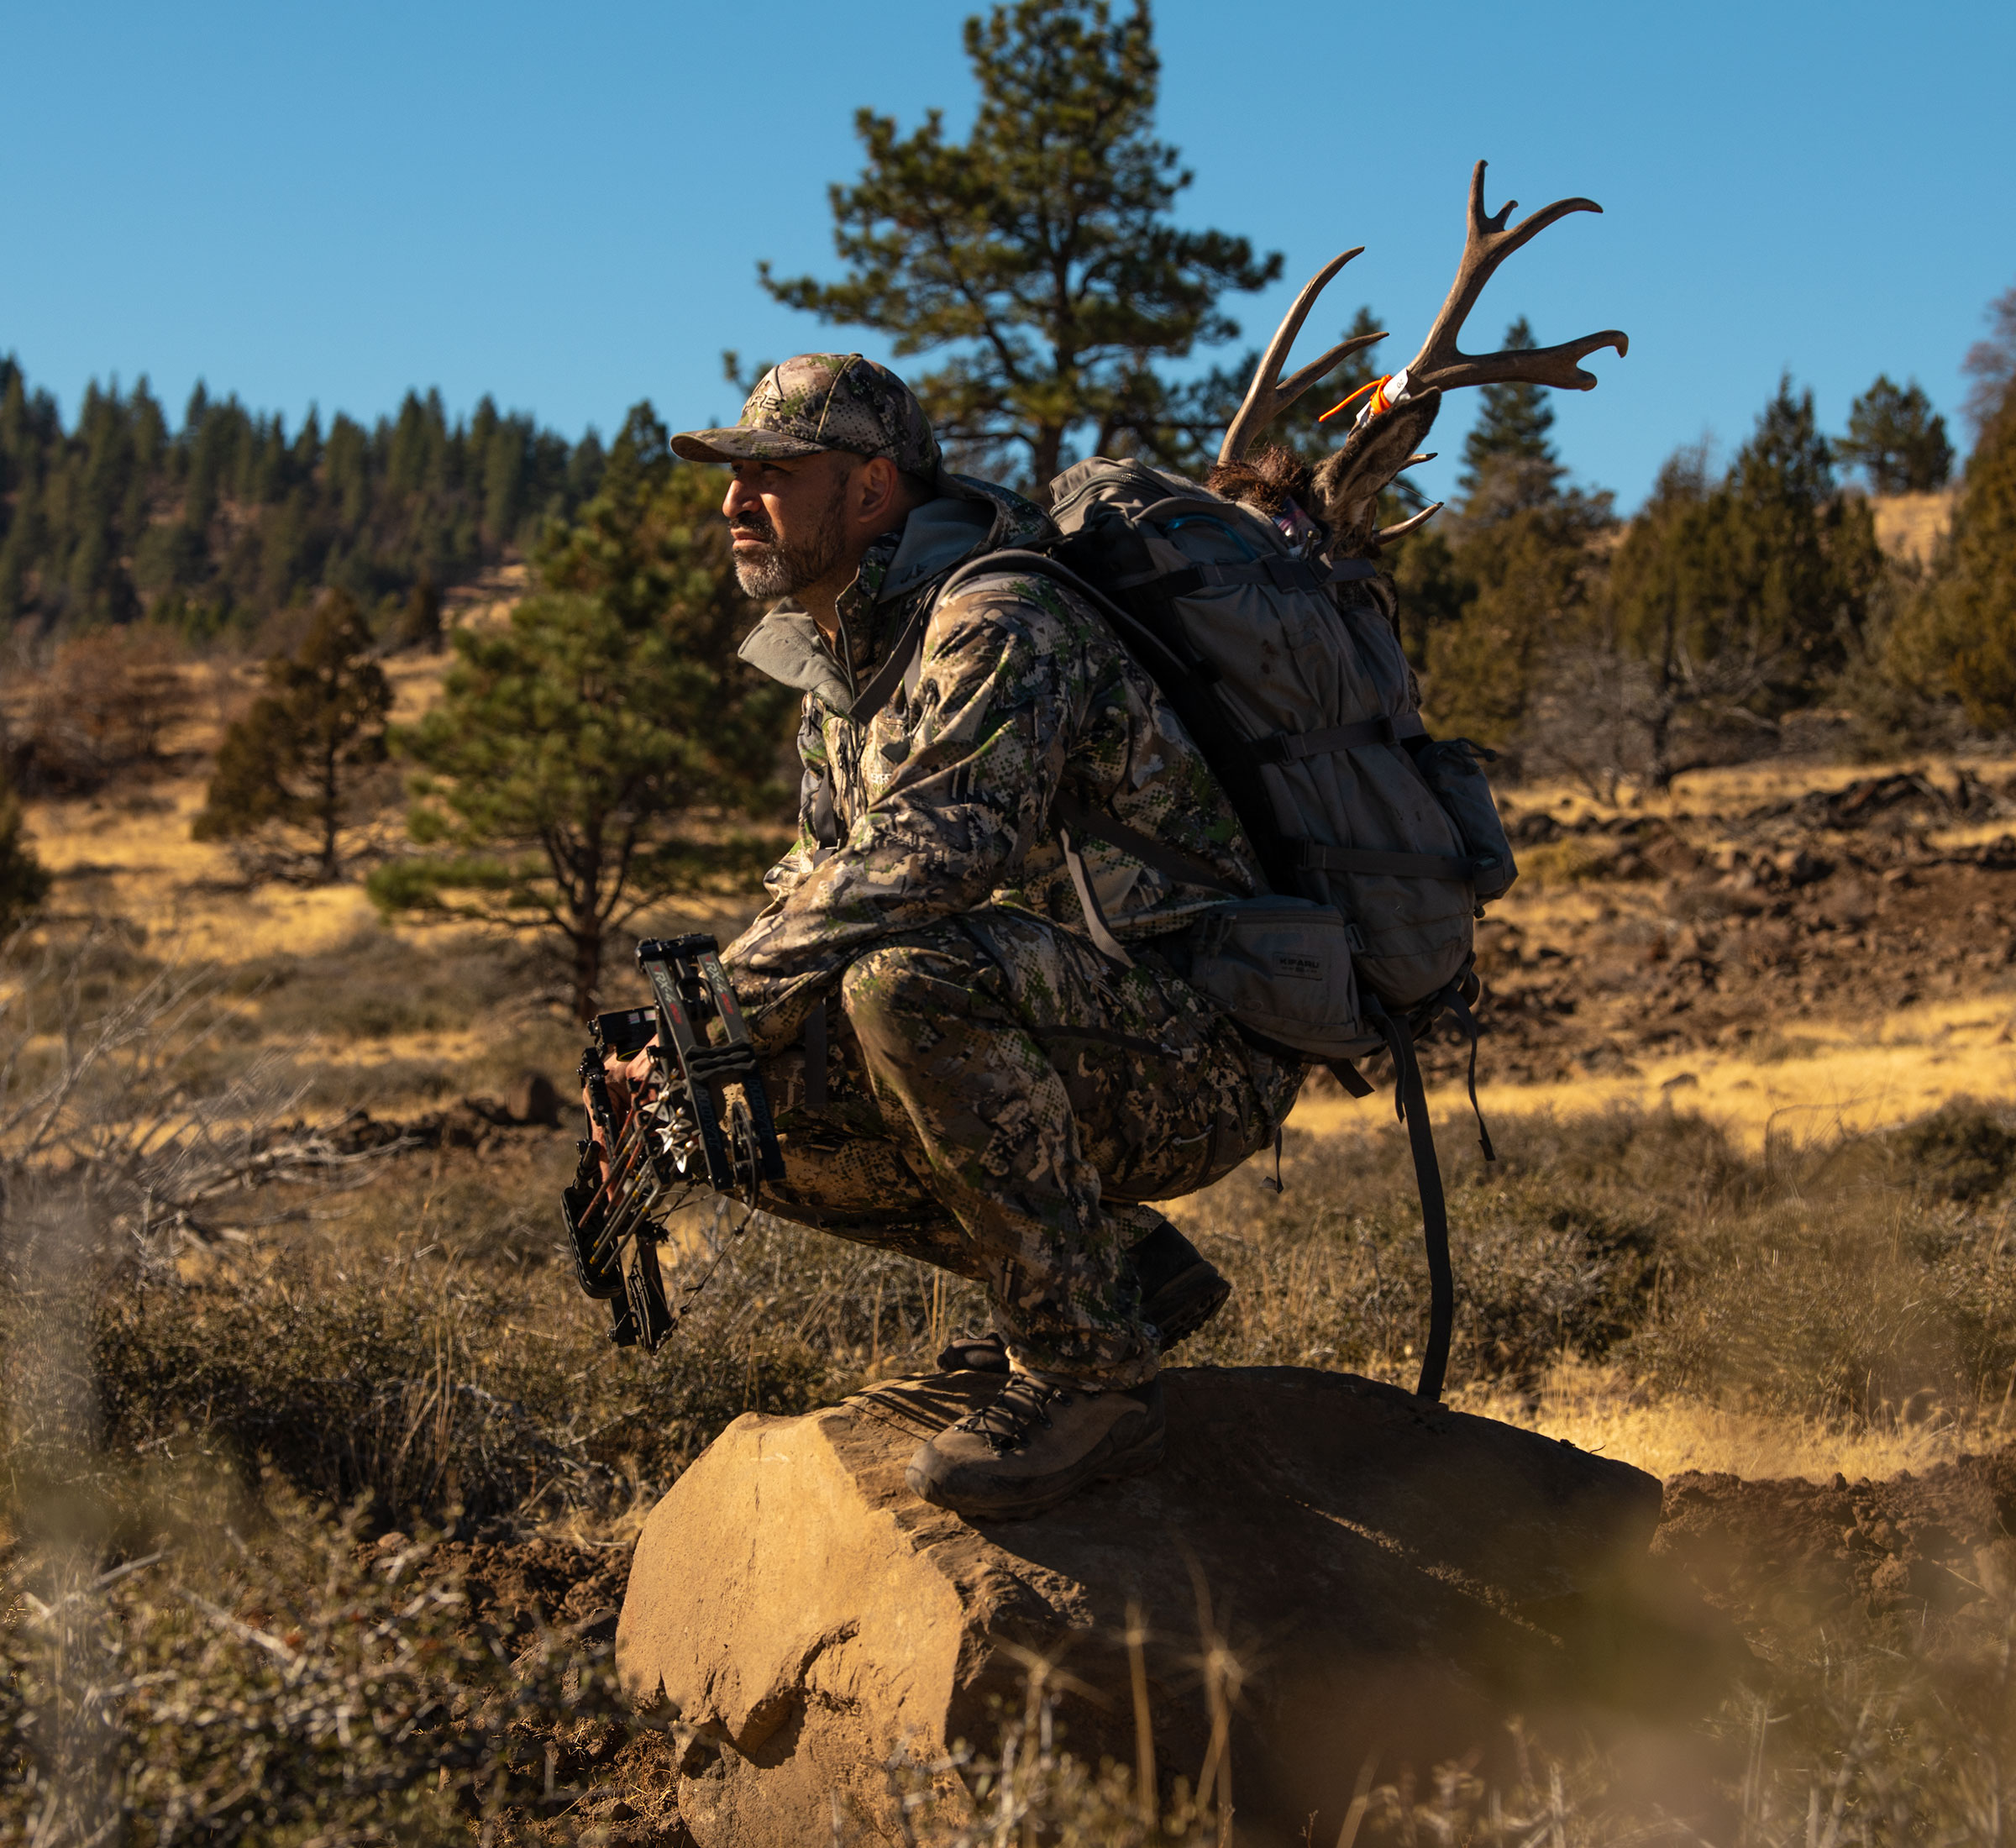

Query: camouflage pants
<box><xmin>754</xmin><ymin>909</ymin><xmax>1303</xmax><ymax>1387</ymax></box>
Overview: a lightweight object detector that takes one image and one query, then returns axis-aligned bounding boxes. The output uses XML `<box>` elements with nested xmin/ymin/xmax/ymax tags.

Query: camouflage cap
<box><xmin>670</xmin><ymin>354</ymin><xmax>944</xmax><ymax>480</ymax></box>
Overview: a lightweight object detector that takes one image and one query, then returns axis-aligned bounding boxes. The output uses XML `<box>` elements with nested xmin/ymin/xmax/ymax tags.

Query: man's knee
<box><xmin>837</xmin><ymin>926</ymin><xmax>995</xmax><ymax>1053</ymax></box>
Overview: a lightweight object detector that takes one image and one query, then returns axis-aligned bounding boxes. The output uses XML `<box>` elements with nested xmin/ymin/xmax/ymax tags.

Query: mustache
<box><xmin>728</xmin><ymin>508</ymin><xmax>777</xmax><ymax>543</ymax></box>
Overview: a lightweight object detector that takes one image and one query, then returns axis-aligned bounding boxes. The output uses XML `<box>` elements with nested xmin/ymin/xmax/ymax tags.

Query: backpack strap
<box><xmin>1051</xmin><ymin>790</ymin><xmax>1241</xmax><ymax>896</ymax></box>
<box><xmin>1055</xmin><ymin>816</ymin><xmax>1136</xmax><ymax>969</ymax></box>
<box><xmin>1119</xmin><ymin>554</ymin><xmax>1380</xmax><ymax>601</ymax></box>
<box><xmin>848</xmin><ymin>601</ymin><xmax>934</xmax><ymax>727</ymax></box>
<box><xmin>1361</xmin><ymin>995</ymin><xmax>1455</xmax><ymax>1404</ymax></box>
<box><xmin>1048</xmin><ymin>788</ymin><xmax>1244</xmax><ymax>969</ymax></box>
<box><xmin>1297</xmin><ymin>843</ymin><xmax>1495</xmax><ymax>884</ymax></box>
<box><xmin>1252</xmin><ymin>713</ymin><xmax>1427</xmax><ymax>764</ymax></box>
<box><xmin>965</xmin><ymin>548</ymin><xmax>1314</xmax><ymax>897</ymax></box>
<box><xmin>844</xmin><ymin>545</ymin><xmax>1461</xmax><ymax>910</ymax></box>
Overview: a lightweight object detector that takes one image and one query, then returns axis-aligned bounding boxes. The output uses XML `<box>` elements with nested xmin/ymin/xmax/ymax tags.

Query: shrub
<box><xmin>192</xmin><ymin>589</ymin><xmax>392</xmax><ymax>884</ymax></box>
<box><xmin>0</xmin><ymin>1475</ymin><xmax>654</xmax><ymax>1846</ymax></box>
<box><xmin>4</xmin><ymin>627</ymin><xmax>196</xmax><ymax>794</ymax></box>
<box><xmin>0</xmin><ymin>768</ymin><xmax>50</xmax><ymax>932</ymax></box>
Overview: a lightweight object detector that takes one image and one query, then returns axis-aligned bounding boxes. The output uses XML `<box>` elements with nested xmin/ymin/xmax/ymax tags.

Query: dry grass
<box><xmin>1454</xmin><ymin>1358</ymin><xmax>1997</xmax><ymax>1483</ymax></box>
<box><xmin>1287</xmin><ymin>992</ymin><xmax>2016</xmax><ymax>1150</ymax></box>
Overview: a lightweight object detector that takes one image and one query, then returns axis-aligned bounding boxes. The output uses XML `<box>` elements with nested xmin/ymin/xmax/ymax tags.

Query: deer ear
<box><xmin>1313</xmin><ymin>391</ymin><xmax>1443</xmax><ymax>545</ymax></box>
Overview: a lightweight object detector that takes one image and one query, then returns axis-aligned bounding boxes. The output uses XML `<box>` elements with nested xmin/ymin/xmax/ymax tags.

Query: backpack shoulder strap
<box><xmin>851</xmin><ymin>547</ymin><xmax>1156</xmax><ymax>727</ymax></box>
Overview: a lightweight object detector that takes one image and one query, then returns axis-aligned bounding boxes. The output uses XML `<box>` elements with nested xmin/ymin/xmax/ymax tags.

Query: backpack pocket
<box><xmin>1182</xmin><ymin>897</ymin><xmax>1382</xmax><ymax>1060</ymax></box>
<box><xmin>1415</xmin><ymin>740</ymin><xmax>1517</xmax><ymax>904</ymax></box>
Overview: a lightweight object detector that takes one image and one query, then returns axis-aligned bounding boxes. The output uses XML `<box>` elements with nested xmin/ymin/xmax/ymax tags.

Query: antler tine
<box><xmin>1376</xmin><ymin>501</ymin><xmax>1444</xmax><ymax>546</ymax></box>
<box><xmin>1404</xmin><ymin>160</ymin><xmax>1627</xmax><ymax>396</ymax></box>
<box><xmin>1218</xmin><ymin>249</ymin><xmax>1384</xmax><ymax>465</ymax></box>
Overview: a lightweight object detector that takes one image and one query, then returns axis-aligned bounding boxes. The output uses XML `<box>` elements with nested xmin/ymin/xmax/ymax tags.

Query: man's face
<box><xmin>722</xmin><ymin>452</ymin><xmax>858</xmax><ymax>600</ymax></box>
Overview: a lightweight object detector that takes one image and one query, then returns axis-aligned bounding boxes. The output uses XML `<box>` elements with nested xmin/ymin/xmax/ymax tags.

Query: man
<box><xmin>639</xmin><ymin>353</ymin><xmax>1303</xmax><ymax>1519</ymax></box>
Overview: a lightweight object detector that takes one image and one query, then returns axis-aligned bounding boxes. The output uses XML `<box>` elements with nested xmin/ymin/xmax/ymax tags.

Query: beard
<box><xmin>731</xmin><ymin>475</ymin><xmax>852</xmax><ymax>599</ymax></box>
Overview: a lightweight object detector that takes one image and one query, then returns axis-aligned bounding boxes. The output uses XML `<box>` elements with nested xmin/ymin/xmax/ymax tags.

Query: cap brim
<box><xmin>669</xmin><ymin>427</ymin><xmax>832</xmax><ymax>465</ymax></box>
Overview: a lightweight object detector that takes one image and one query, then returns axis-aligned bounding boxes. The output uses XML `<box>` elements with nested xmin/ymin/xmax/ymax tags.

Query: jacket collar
<box><xmin>736</xmin><ymin>476</ymin><xmax>1055</xmax><ymax>715</ymax></box>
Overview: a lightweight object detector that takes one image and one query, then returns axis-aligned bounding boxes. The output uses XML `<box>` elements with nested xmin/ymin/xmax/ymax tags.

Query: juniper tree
<box><xmin>1963</xmin><ymin>285</ymin><xmax>2016</xmax><ymax>436</ymax></box>
<box><xmin>192</xmin><ymin>590</ymin><xmax>392</xmax><ymax>882</ymax></box>
<box><xmin>759</xmin><ymin>0</ymin><xmax>1278</xmax><ymax>490</ymax></box>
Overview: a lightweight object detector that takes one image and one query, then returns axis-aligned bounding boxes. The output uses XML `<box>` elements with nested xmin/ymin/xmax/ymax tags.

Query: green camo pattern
<box><xmin>716</xmin><ymin>480</ymin><xmax>1306</xmax><ymax>1383</ymax></box>
<box><xmin>749</xmin><ymin>911</ymin><xmax>1301</xmax><ymax>1385</ymax></box>
<box><xmin>725</xmin><ymin>492</ymin><xmax>1268</xmax><ymax>1052</ymax></box>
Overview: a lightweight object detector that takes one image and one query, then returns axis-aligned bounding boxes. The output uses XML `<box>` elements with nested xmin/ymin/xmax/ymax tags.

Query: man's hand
<box><xmin>585</xmin><ymin>1042</ymin><xmax>659</xmax><ymax>1183</ymax></box>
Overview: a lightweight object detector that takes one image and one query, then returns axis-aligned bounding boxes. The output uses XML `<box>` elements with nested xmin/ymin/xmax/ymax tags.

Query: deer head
<box><xmin>1215</xmin><ymin>160</ymin><xmax>1628</xmax><ymax>559</ymax></box>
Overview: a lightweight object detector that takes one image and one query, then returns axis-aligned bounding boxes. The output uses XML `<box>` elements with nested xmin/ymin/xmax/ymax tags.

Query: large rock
<box><xmin>617</xmin><ymin>1367</ymin><xmax>1672</xmax><ymax>1846</ymax></box>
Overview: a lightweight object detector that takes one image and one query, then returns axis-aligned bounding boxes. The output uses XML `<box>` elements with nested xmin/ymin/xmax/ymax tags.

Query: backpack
<box><xmin>935</xmin><ymin>457</ymin><xmax>1520</xmax><ymax>1401</ymax></box>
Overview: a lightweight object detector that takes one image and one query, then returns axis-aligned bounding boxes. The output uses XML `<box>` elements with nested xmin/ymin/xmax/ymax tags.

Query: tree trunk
<box><xmin>569</xmin><ymin>843</ymin><xmax>606</xmax><ymax>1022</ymax></box>
<box><xmin>1031</xmin><ymin>423</ymin><xmax>1067</xmax><ymax>499</ymax></box>
<box><xmin>318</xmin><ymin>735</ymin><xmax>340</xmax><ymax>881</ymax></box>
<box><xmin>571</xmin><ymin>929</ymin><xmax>602</xmax><ymax>1026</ymax></box>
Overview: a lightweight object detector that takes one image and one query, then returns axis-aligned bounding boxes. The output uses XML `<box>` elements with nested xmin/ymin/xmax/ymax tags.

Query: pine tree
<box><xmin>759</xmin><ymin>0</ymin><xmax>1278</xmax><ymax>490</ymax></box>
<box><xmin>1838</xmin><ymin>375</ymin><xmax>1952</xmax><ymax>493</ymax></box>
<box><xmin>377</xmin><ymin>408</ymin><xmax>791</xmax><ymax>1018</ymax></box>
<box><xmin>1714</xmin><ymin>377</ymin><xmax>1883</xmax><ymax>701</ymax></box>
<box><xmin>192</xmin><ymin>590</ymin><xmax>392</xmax><ymax>882</ymax></box>
<box><xmin>1420</xmin><ymin>486</ymin><xmax>1614</xmax><ymax>741</ymax></box>
<box><xmin>1456</xmin><ymin>318</ymin><xmax>1562</xmax><ymax>517</ymax></box>
<box><xmin>0</xmin><ymin>356</ymin><xmax>596</xmax><ymax>638</ymax></box>
<box><xmin>1601</xmin><ymin>382</ymin><xmax>1887</xmax><ymax>776</ymax></box>
<box><xmin>1408</xmin><ymin>318</ymin><xmax>1600</xmax><ymax>737</ymax></box>
<box><xmin>0</xmin><ymin>767</ymin><xmax>51</xmax><ymax>933</ymax></box>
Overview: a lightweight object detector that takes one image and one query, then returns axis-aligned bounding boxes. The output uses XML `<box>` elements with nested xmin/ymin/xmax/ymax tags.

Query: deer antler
<box><xmin>1404</xmin><ymin>160</ymin><xmax>1627</xmax><ymax>396</ymax></box>
<box><xmin>1217</xmin><ymin>249</ymin><xmax>1388</xmax><ymax>465</ymax></box>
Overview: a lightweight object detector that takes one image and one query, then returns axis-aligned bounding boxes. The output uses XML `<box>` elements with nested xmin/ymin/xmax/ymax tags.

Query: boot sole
<box><xmin>906</xmin><ymin>1399</ymin><xmax>1167</xmax><ymax>1521</ymax></box>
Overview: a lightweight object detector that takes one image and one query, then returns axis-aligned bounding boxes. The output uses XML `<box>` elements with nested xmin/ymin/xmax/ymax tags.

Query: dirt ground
<box><xmin>1655</xmin><ymin>1446</ymin><xmax>2016</xmax><ymax>1636</ymax></box>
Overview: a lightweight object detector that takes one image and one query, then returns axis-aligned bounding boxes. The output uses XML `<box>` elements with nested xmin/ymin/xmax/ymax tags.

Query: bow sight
<box><xmin>561</xmin><ymin>935</ymin><xmax>786</xmax><ymax>1351</ymax></box>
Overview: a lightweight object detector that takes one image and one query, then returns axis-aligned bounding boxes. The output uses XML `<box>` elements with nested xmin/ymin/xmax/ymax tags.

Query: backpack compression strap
<box><xmin>1116</xmin><ymin>554</ymin><xmax>1381</xmax><ymax>598</ymax></box>
<box><xmin>1362</xmin><ymin>997</ymin><xmax>1455</xmax><ymax>1404</ymax></box>
<box><xmin>1252</xmin><ymin>712</ymin><xmax>1427</xmax><ymax>764</ymax></box>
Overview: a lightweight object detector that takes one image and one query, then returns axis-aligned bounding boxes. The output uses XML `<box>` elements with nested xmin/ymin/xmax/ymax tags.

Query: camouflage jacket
<box><xmin>721</xmin><ymin>478</ymin><xmax>1264</xmax><ymax>1050</ymax></box>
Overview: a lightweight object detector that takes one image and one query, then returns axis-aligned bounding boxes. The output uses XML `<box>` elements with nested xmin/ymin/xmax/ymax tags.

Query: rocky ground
<box><xmin>1411</xmin><ymin>763</ymin><xmax>2016</xmax><ymax>1097</ymax></box>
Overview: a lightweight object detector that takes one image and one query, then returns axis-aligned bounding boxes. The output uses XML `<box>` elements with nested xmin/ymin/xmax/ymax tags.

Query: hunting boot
<box><xmin>936</xmin><ymin>1218</ymin><xmax>1229</xmax><ymax>1373</ymax></box>
<box><xmin>906</xmin><ymin>1373</ymin><xmax>1166</xmax><ymax>1520</ymax></box>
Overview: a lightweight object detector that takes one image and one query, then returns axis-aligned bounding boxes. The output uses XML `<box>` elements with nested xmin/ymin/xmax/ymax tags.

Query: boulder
<box><xmin>617</xmin><ymin>1366</ymin><xmax>1673</xmax><ymax>1847</ymax></box>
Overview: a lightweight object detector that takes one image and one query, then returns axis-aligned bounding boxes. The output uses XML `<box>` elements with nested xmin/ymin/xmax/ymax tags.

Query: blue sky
<box><xmin>3</xmin><ymin>0</ymin><xmax>2010</xmax><ymax>512</ymax></box>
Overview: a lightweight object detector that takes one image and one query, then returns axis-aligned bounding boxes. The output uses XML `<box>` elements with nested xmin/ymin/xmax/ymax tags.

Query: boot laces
<box><xmin>962</xmin><ymin>1373</ymin><xmax>1074</xmax><ymax>1456</ymax></box>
